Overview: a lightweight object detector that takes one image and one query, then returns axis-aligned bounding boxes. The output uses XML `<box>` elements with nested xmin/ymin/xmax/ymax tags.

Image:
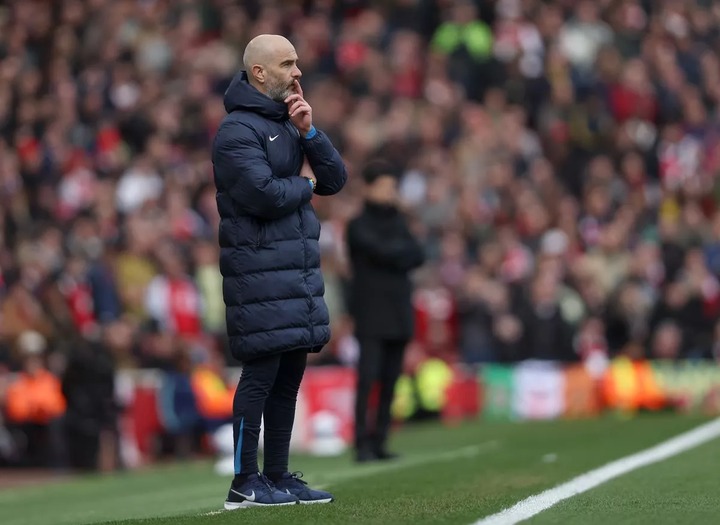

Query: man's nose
<box><xmin>293</xmin><ymin>66</ymin><xmax>302</xmax><ymax>78</ymax></box>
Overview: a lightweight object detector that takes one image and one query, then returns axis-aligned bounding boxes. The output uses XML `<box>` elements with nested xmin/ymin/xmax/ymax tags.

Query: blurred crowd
<box><xmin>2</xmin><ymin>0</ymin><xmax>720</xmax><ymax>469</ymax></box>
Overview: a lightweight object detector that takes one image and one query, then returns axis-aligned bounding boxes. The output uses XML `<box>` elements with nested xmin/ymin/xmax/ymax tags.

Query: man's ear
<box><xmin>251</xmin><ymin>65</ymin><xmax>265</xmax><ymax>84</ymax></box>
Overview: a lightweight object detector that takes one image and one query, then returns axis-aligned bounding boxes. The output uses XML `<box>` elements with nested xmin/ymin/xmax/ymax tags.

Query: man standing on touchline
<box><xmin>346</xmin><ymin>160</ymin><xmax>425</xmax><ymax>463</ymax></box>
<box><xmin>212</xmin><ymin>34</ymin><xmax>347</xmax><ymax>508</ymax></box>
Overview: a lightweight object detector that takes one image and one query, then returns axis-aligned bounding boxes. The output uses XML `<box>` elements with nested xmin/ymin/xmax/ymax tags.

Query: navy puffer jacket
<box><xmin>211</xmin><ymin>72</ymin><xmax>347</xmax><ymax>362</ymax></box>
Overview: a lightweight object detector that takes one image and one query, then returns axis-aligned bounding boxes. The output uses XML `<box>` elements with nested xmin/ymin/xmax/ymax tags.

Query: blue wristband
<box><xmin>304</xmin><ymin>126</ymin><xmax>317</xmax><ymax>139</ymax></box>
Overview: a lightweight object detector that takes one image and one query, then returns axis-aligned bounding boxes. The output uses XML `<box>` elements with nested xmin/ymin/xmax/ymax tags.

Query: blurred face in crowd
<box><xmin>244</xmin><ymin>34</ymin><xmax>302</xmax><ymax>102</ymax></box>
<box><xmin>684</xmin><ymin>247</ymin><xmax>707</xmax><ymax>274</ymax></box>
<box><xmin>484</xmin><ymin>281</ymin><xmax>510</xmax><ymax>313</ymax></box>
<box><xmin>103</xmin><ymin>319</ymin><xmax>134</xmax><ymax>352</ymax></box>
<box><xmin>598</xmin><ymin>224</ymin><xmax>625</xmax><ymax>253</ymax></box>
<box><xmin>366</xmin><ymin>174</ymin><xmax>398</xmax><ymax>206</ymax></box>
<box><xmin>652</xmin><ymin>322</ymin><xmax>682</xmax><ymax>360</ymax></box>
<box><xmin>576</xmin><ymin>0</ymin><xmax>599</xmax><ymax>23</ymax></box>
<box><xmin>464</xmin><ymin>267</ymin><xmax>485</xmax><ymax>298</ymax></box>
<box><xmin>156</xmin><ymin>243</ymin><xmax>186</xmax><ymax>278</ymax></box>
<box><xmin>478</xmin><ymin>240</ymin><xmax>503</xmax><ymax>275</ymax></box>
<box><xmin>580</xmin><ymin>317</ymin><xmax>604</xmax><ymax>339</ymax></box>
<box><xmin>585</xmin><ymin>185</ymin><xmax>611</xmax><ymax>218</ymax></box>
<box><xmin>23</xmin><ymin>354</ymin><xmax>43</xmax><ymax>376</ymax></box>
<box><xmin>665</xmin><ymin>281</ymin><xmax>688</xmax><ymax>309</ymax></box>
<box><xmin>452</xmin><ymin>0</ymin><xmax>477</xmax><ymax>24</ymax></box>
<box><xmin>194</xmin><ymin>241</ymin><xmax>219</xmax><ymax>267</ymax></box>
<box><xmin>532</xmin><ymin>273</ymin><xmax>559</xmax><ymax>310</ymax></box>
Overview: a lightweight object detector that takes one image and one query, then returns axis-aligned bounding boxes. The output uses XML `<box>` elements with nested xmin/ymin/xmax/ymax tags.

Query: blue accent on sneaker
<box><xmin>234</xmin><ymin>417</ymin><xmax>244</xmax><ymax>475</ymax></box>
<box><xmin>272</xmin><ymin>471</ymin><xmax>334</xmax><ymax>504</ymax></box>
<box><xmin>225</xmin><ymin>473</ymin><xmax>298</xmax><ymax>509</ymax></box>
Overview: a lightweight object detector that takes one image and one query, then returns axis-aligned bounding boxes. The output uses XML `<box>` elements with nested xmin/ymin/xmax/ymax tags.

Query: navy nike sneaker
<box><xmin>272</xmin><ymin>471</ymin><xmax>334</xmax><ymax>504</ymax></box>
<box><xmin>224</xmin><ymin>473</ymin><xmax>299</xmax><ymax>509</ymax></box>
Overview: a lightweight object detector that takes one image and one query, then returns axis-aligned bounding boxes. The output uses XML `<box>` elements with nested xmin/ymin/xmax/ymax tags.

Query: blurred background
<box><xmin>1</xmin><ymin>0</ymin><xmax>720</xmax><ymax>478</ymax></box>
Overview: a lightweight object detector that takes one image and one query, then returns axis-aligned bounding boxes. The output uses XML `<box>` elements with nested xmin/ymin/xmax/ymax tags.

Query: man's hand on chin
<box><xmin>285</xmin><ymin>80</ymin><xmax>313</xmax><ymax>137</ymax></box>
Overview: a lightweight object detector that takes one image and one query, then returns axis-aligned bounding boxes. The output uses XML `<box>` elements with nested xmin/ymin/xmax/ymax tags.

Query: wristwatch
<box><xmin>307</xmin><ymin>177</ymin><xmax>316</xmax><ymax>192</ymax></box>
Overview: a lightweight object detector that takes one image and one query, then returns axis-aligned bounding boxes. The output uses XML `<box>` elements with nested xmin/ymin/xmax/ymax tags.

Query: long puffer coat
<box><xmin>211</xmin><ymin>72</ymin><xmax>347</xmax><ymax>361</ymax></box>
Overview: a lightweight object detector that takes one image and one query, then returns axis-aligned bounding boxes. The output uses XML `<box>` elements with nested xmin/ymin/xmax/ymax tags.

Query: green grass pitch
<box><xmin>1</xmin><ymin>414</ymin><xmax>717</xmax><ymax>525</ymax></box>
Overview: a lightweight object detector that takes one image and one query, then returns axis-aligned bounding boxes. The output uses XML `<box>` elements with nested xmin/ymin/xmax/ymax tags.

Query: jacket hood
<box><xmin>223</xmin><ymin>71</ymin><xmax>289</xmax><ymax>121</ymax></box>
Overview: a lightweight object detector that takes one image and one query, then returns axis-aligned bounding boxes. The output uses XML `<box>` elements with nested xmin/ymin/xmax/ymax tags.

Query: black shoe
<box><xmin>224</xmin><ymin>472</ymin><xmax>299</xmax><ymax>509</ymax></box>
<box><xmin>355</xmin><ymin>448</ymin><xmax>378</xmax><ymax>463</ymax></box>
<box><xmin>273</xmin><ymin>471</ymin><xmax>334</xmax><ymax>504</ymax></box>
<box><xmin>374</xmin><ymin>449</ymin><xmax>400</xmax><ymax>461</ymax></box>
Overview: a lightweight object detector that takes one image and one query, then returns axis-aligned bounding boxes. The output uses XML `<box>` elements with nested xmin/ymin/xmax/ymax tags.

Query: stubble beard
<box><xmin>266</xmin><ymin>78</ymin><xmax>294</xmax><ymax>102</ymax></box>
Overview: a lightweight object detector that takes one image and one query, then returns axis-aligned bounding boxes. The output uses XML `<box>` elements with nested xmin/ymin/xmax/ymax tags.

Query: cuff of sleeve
<box><xmin>300</xmin><ymin>176</ymin><xmax>314</xmax><ymax>200</ymax></box>
<box><xmin>304</xmin><ymin>126</ymin><xmax>317</xmax><ymax>140</ymax></box>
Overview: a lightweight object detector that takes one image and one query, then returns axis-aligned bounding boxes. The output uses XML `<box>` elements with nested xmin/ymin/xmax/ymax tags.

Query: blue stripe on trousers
<box><xmin>234</xmin><ymin>417</ymin><xmax>244</xmax><ymax>475</ymax></box>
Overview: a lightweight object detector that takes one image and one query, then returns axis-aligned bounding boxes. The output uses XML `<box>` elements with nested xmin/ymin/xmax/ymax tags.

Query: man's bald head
<box><xmin>243</xmin><ymin>34</ymin><xmax>293</xmax><ymax>71</ymax></box>
<box><xmin>243</xmin><ymin>35</ymin><xmax>302</xmax><ymax>101</ymax></box>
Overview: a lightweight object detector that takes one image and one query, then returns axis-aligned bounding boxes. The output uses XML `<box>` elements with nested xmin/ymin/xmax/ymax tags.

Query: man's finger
<box><xmin>290</xmin><ymin>100</ymin><xmax>310</xmax><ymax>113</ymax></box>
<box><xmin>284</xmin><ymin>94</ymin><xmax>303</xmax><ymax>104</ymax></box>
<box><xmin>294</xmin><ymin>79</ymin><xmax>303</xmax><ymax>98</ymax></box>
<box><xmin>288</xmin><ymin>100</ymin><xmax>305</xmax><ymax>114</ymax></box>
<box><xmin>291</xmin><ymin>107</ymin><xmax>311</xmax><ymax>118</ymax></box>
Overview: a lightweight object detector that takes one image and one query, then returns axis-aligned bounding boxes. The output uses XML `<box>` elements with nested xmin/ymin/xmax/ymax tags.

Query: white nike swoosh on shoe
<box><xmin>231</xmin><ymin>489</ymin><xmax>255</xmax><ymax>502</ymax></box>
<box><xmin>269</xmin><ymin>135</ymin><xmax>279</xmax><ymax>141</ymax></box>
<box><xmin>285</xmin><ymin>489</ymin><xmax>292</xmax><ymax>495</ymax></box>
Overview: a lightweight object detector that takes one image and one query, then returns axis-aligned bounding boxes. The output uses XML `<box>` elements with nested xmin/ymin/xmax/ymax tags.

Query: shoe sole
<box><xmin>224</xmin><ymin>500</ymin><xmax>298</xmax><ymax>510</ymax></box>
<box><xmin>299</xmin><ymin>498</ymin><xmax>333</xmax><ymax>505</ymax></box>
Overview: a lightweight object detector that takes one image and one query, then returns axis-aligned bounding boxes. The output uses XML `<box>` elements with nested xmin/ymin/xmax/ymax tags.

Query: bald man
<box><xmin>212</xmin><ymin>35</ymin><xmax>347</xmax><ymax>508</ymax></box>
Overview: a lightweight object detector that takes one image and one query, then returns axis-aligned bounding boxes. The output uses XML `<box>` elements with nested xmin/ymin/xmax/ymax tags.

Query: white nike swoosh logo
<box><xmin>231</xmin><ymin>489</ymin><xmax>255</xmax><ymax>502</ymax></box>
<box><xmin>269</xmin><ymin>135</ymin><xmax>279</xmax><ymax>141</ymax></box>
<box><xmin>285</xmin><ymin>489</ymin><xmax>292</xmax><ymax>495</ymax></box>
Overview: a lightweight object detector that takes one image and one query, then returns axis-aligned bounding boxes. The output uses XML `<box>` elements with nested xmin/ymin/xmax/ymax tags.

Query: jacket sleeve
<box><xmin>301</xmin><ymin>128</ymin><xmax>348</xmax><ymax>196</ymax></box>
<box><xmin>214</xmin><ymin>121</ymin><xmax>313</xmax><ymax>219</ymax></box>
<box><xmin>347</xmin><ymin>218</ymin><xmax>425</xmax><ymax>272</ymax></box>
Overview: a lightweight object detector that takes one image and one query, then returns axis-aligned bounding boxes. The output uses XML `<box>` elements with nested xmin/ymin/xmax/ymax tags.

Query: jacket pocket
<box><xmin>255</xmin><ymin>222</ymin><xmax>265</xmax><ymax>248</ymax></box>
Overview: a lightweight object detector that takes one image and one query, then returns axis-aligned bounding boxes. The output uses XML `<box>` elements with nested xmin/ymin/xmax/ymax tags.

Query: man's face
<box><xmin>367</xmin><ymin>175</ymin><xmax>398</xmax><ymax>205</ymax></box>
<box><xmin>264</xmin><ymin>47</ymin><xmax>302</xmax><ymax>102</ymax></box>
<box><xmin>24</xmin><ymin>355</ymin><xmax>43</xmax><ymax>376</ymax></box>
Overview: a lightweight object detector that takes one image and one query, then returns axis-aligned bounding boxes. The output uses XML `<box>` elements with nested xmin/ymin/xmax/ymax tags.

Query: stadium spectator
<box><xmin>3</xmin><ymin>331</ymin><xmax>66</xmax><ymax>468</ymax></box>
<box><xmin>156</xmin><ymin>347</ymin><xmax>202</xmax><ymax>459</ymax></box>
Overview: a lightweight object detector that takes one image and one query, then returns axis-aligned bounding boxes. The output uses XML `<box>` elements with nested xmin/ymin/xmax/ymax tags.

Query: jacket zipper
<box><xmin>255</xmin><ymin>223</ymin><xmax>264</xmax><ymax>248</ymax></box>
<box><xmin>287</xmin><ymin>119</ymin><xmax>312</xmax><ymax>342</ymax></box>
<box><xmin>285</xmin><ymin>120</ymin><xmax>300</xmax><ymax>137</ymax></box>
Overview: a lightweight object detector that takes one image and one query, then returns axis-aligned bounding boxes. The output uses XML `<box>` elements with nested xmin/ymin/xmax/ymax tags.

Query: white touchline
<box><xmin>473</xmin><ymin>417</ymin><xmax>720</xmax><ymax>525</ymax></box>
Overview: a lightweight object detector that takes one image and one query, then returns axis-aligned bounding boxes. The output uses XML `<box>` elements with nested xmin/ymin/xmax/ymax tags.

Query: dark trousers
<box><xmin>232</xmin><ymin>349</ymin><xmax>307</xmax><ymax>476</ymax></box>
<box><xmin>354</xmin><ymin>338</ymin><xmax>407</xmax><ymax>452</ymax></box>
<box><xmin>65</xmin><ymin>421</ymin><xmax>100</xmax><ymax>471</ymax></box>
<box><xmin>7</xmin><ymin>419</ymin><xmax>66</xmax><ymax>468</ymax></box>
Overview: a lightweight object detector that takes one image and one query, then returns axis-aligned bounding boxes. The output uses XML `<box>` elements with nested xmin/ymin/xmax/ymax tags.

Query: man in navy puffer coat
<box><xmin>212</xmin><ymin>34</ymin><xmax>347</xmax><ymax>508</ymax></box>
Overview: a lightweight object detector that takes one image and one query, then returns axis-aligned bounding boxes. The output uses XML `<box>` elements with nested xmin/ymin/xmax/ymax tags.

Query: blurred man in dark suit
<box><xmin>346</xmin><ymin>160</ymin><xmax>425</xmax><ymax>462</ymax></box>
